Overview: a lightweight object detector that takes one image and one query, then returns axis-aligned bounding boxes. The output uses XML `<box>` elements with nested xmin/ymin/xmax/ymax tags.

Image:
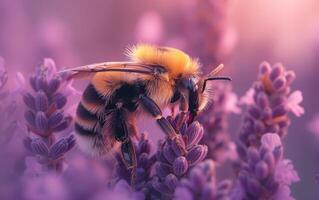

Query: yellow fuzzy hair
<box><xmin>127</xmin><ymin>44</ymin><xmax>200</xmax><ymax>78</ymax></box>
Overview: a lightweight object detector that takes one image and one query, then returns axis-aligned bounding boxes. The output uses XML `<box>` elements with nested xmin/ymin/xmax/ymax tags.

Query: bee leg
<box><xmin>176</xmin><ymin>94</ymin><xmax>189</xmax><ymax>128</ymax></box>
<box><xmin>112</xmin><ymin>107</ymin><xmax>137</xmax><ymax>185</ymax></box>
<box><xmin>120</xmin><ymin>138</ymin><xmax>137</xmax><ymax>185</ymax></box>
<box><xmin>139</xmin><ymin>95</ymin><xmax>186</xmax><ymax>154</ymax></box>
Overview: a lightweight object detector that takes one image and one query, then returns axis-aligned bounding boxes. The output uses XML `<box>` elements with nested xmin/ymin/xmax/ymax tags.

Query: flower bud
<box><xmin>270</xmin><ymin>64</ymin><xmax>284</xmax><ymax>81</ymax></box>
<box><xmin>24</xmin><ymin>110</ymin><xmax>36</xmax><ymax>127</ymax></box>
<box><xmin>155</xmin><ymin>163</ymin><xmax>170</xmax><ymax>178</ymax></box>
<box><xmin>35</xmin><ymin>112</ymin><xmax>48</xmax><ymax>132</ymax></box>
<box><xmin>259</xmin><ymin>62</ymin><xmax>271</xmax><ymax>75</ymax></box>
<box><xmin>35</xmin><ymin>91</ymin><xmax>49</xmax><ymax>111</ymax></box>
<box><xmin>185</xmin><ymin>121</ymin><xmax>204</xmax><ymax>148</ymax></box>
<box><xmin>23</xmin><ymin>93</ymin><xmax>36</xmax><ymax>110</ymax></box>
<box><xmin>48</xmin><ymin>110</ymin><xmax>64</xmax><ymax>128</ymax></box>
<box><xmin>273</xmin><ymin>77</ymin><xmax>286</xmax><ymax>91</ymax></box>
<box><xmin>163</xmin><ymin>143</ymin><xmax>177</xmax><ymax>164</ymax></box>
<box><xmin>50</xmin><ymin>138</ymin><xmax>69</xmax><ymax>160</ymax></box>
<box><xmin>173</xmin><ymin>156</ymin><xmax>188</xmax><ymax>176</ymax></box>
<box><xmin>165</xmin><ymin>174</ymin><xmax>178</xmax><ymax>189</ymax></box>
<box><xmin>48</xmin><ymin>77</ymin><xmax>61</xmax><ymax>93</ymax></box>
<box><xmin>54</xmin><ymin>93</ymin><xmax>67</xmax><ymax>109</ymax></box>
<box><xmin>30</xmin><ymin>138</ymin><xmax>49</xmax><ymax>156</ymax></box>
<box><xmin>186</xmin><ymin>145</ymin><xmax>207</xmax><ymax>166</ymax></box>
<box><xmin>255</xmin><ymin>161</ymin><xmax>269</xmax><ymax>179</ymax></box>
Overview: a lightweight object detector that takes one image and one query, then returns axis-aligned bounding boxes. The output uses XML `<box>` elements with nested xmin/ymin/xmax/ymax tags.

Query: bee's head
<box><xmin>178</xmin><ymin>65</ymin><xmax>231</xmax><ymax>124</ymax></box>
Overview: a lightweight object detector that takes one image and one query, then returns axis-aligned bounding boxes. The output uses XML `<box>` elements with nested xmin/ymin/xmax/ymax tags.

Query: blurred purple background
<box><xmin>1</xmin><ymin>0</ymin><xmax>319</xmax><ymax>199</ymax></box>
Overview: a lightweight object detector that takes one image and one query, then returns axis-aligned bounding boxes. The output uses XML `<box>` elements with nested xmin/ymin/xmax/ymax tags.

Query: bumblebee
<box><xmin>61</xmin><ymin>44</ymin><xmax>230</xmax><ymax>172</ymax></box>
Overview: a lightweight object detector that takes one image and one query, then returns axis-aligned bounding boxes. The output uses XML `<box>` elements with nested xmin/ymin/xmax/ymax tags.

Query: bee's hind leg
<box><xmin>120</xmin><ymin>138</ymin><xmax>137</xmax><ymax>185</ymax></box>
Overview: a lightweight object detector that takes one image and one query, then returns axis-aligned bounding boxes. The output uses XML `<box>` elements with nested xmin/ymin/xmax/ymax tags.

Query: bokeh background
<box><xmin>1</xmin><ymin>0</ymin><xmax>319</xmax><ymax>199</ymax></box>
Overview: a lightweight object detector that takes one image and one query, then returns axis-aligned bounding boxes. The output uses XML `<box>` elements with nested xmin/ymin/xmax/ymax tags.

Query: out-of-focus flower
<box><xmin>239</xmin><ymin>62</ymin><xmax>304</xmax><ymax>147</ymax></box>
<box><xmin>21</xmin><ymin>173</ymin><xmax>69</xmax><ymax>200</ymax></box>
<box><xmin>22</xmin><ymin>58</ymin><xmax>76</xmax><ymax>173</ymax></box>
<box><xmin>307</xmin><ymin>114</ymin><xmax>319</xmax><ymax>136</ymax></box>
<box><xmin>286</xmin><ymin>91</ymin><xmax>304</xmax><ymax>117</ymax></box>
<box><xmin>135</xmin><ymin>11</ymin><xmax>164</xmax><ymax>44</ymax></box>
<box><xmin>182</xmin><ymin>0</ymin><xmax>236</xmax><ymax>70</ymax></box>
<box><xmin>151</xmin><ymin>114</ymin><xmax>208</xmax><ymax>199</ymax></box>
<box><xmin>175</xmin><ymin>159</ymin><xmax>232</xmax><ymax>200</ymax></box>
<box><xmin>199</xmin><ymin>83</ymin><xmax>239</xmax><ymax>163</ymax></box>
<box><xmin>232</xmin><ymin>133</ymin><xmax>299</xmax><ymax>200</ymax></box>
<box><xmin>93</xmin><ymin>180</ymin><xmax>145</xmax><ymax>200</ymax></box>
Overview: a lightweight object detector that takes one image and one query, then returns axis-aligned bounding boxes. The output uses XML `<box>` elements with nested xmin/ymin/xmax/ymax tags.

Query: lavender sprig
<box><xmin>175</xmin><ymin>159</ymin><xmax>232</xmax><ymax>200</ymax></box>
<box><xmin>231</xmin><ymin>133</ymin><xmax>299</xmax><ymax>200</ymax></box>
<box><xmin>151</xmin><ymin>114</ymin><xmax>208</xmax><ymax>199</ymax></box>
<box><xmin>23</xmin><ymin>58</ymin><xmax>75</xmax><ymax>173</ymax></box>
<box><xmin>239</xmin><ymin>62</ymin><xmax>304</xmax><ymax>147</ymax></box>
<box><xmin>199</xmin><ymin>83</ymin><xmax>240</xmax><ymax>163</ymax></box>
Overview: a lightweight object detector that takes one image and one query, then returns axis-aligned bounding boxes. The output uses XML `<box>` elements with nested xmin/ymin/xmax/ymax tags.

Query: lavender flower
<box><xmin>231</xmin><ymin>133</ymin><xmax>299</xmax><ymax>200</ymax></box>
<box><xmin>182</xmin><ymin>0</ymin><xmax>235</xmax><ymax>70</ymax></box>
<box><xmin>22</xmin><ymin>58</ymin><xmax>75</xmax><ymax>173</ymax></box>
<box><xmin>175</xmin><ymin>159</ymin><xmax>232</xmax><ymax>200</ymax></box>
<box><xmin>199</xmin><ymin>83</ymin><xmax>240</xmax><ymax>163</ymax></box>
<box><xmin>151</xmin><ymin>114</ymin><xmax>208</xmax><ymax>199</ymax></box>
<box><xmin>239</xmin><ymin>62</ymin><xmax>304</xmax><ymax>147</ymax></box>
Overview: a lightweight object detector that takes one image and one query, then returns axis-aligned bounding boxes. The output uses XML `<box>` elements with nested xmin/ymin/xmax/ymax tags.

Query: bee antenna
<box><xmin>201</xmin><ymin>76</ymin><xmax>232</xmax><ymax>93</ymax></box>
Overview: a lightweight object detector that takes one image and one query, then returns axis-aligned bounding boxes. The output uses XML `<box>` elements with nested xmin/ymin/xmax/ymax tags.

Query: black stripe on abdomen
<box><xmin>83</xmin><ymin>84</ymin><xmax>105</xmax><ymax>105</ymax></box>
<box><xmin>75</xmin><ymin>122</ymin><xmax>99</xmax><ymax>136</ymax></box>
<box><xmin>76</xmin><ymin>103</ymin><xmax>98</xmax><ymax>121</ymax></box>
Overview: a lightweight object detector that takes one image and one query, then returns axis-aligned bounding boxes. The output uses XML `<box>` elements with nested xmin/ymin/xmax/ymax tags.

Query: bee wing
<box><xmin>60</xmin><ymin>61</ymin><xmax>167</xmax><ymax>79</ymax></box>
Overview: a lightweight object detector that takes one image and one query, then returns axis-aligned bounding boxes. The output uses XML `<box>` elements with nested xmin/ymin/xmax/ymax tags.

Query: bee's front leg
<box><xmin>139</xmin><ymin>95</ymin><xmax>187</xmax><ymax>155</ymax></box>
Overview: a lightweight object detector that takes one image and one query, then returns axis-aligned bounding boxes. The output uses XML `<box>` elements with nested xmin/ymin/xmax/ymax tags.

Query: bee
<box><xmin>61</xmin><ymin>44</ymin><xmax>231</xmax><ymax>174</ymax></box>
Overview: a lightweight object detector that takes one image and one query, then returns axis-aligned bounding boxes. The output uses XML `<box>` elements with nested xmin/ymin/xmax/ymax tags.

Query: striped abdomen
<box><xmin>74</xmin><ymin>83</ymin><xmax>116</xmax><ymax>155</ymax></box>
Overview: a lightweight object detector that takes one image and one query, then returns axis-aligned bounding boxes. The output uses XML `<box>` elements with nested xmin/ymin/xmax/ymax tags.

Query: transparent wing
<box><xmin>59</xmin><ymin>61</ymin><xmax>167</xmax><ymax>79</ymax></box>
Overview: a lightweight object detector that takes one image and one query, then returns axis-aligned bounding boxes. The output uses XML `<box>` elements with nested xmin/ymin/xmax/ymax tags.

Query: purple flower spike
<box><xmin>22</xmin><ymin>58</ymin><xmax>76</xmax><ymax>173</ymax></box>
<box><xmin>232</xmin><ymin>134</ymin><xmax>299</xmax><ymax>199</ymax></box>
<box><xmin>150</xmin><ymin>114</ymin><xmax>208</xmax><ymax>198</ymax></box>
<box><xmin>239</xmin><ymin>62</ymin><xmax>304</xmax><ymax>146</ymax></box>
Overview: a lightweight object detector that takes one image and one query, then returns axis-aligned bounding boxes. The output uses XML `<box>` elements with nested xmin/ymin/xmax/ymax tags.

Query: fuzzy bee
<box><xmin>61</xmin><ymin>44</ymin><xmax>231</xmax><ymax>173</ymax></box>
